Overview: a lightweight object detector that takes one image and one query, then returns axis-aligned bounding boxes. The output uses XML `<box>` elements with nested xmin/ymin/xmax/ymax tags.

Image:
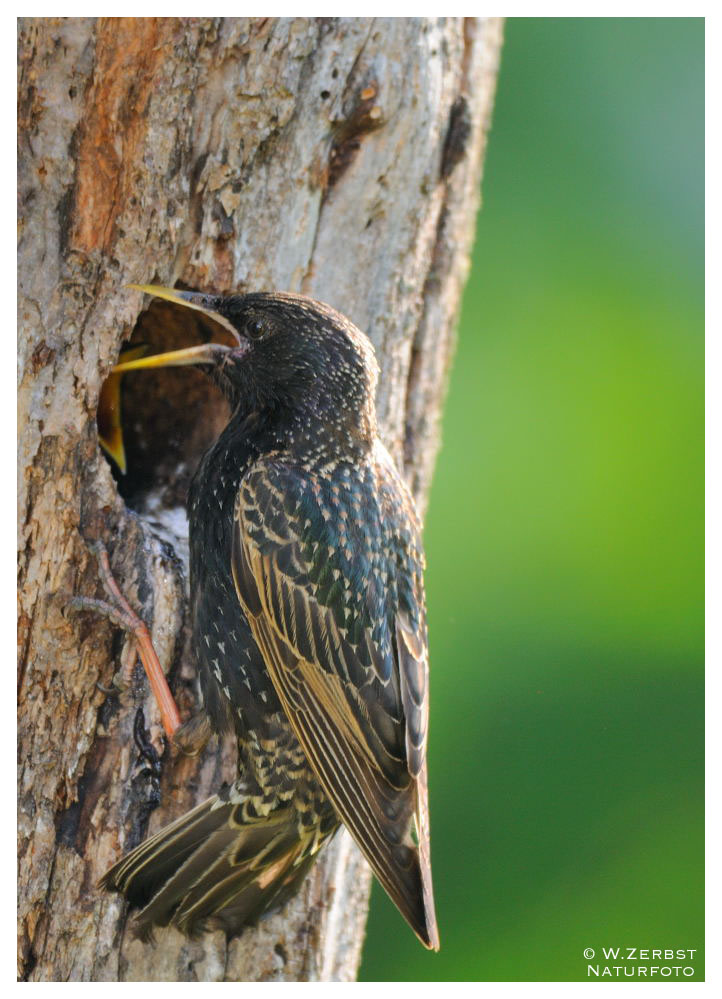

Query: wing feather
<box><xmin>231</xmin><ymin>454</ymin><xmax>438</xmax><ymax>949</ymax></box>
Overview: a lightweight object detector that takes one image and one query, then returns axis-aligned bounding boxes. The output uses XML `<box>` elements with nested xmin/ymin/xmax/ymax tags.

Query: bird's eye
<box><xmin>246</xmin><ymin>318</ymin><xmax>265</xmax><ymax>340</ymax></box>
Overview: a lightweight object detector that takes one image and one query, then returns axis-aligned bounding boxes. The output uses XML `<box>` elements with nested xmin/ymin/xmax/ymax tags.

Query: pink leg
<box><xmin>71</xmin><ymin>541</ymin><xmax>182</xmax><ymax>740</ymax></box>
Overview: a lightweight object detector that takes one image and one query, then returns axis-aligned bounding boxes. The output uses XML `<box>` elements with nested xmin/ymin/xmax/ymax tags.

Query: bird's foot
<box><xmin>70</xmin><ymin>540</ymin><xmax>182</xmax><ymax>740</ymax></box>
<box><xmin>93</xmin><ymin>634</ymin><xmax>138</xmax><ymax>694</ymax></box>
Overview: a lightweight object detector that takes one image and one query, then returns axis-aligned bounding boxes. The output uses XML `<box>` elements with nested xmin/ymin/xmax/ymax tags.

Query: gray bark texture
<box><xmin>18</xmin><ymin>16</ymin><xmax>502</xmax><ymax>982</ymax></box>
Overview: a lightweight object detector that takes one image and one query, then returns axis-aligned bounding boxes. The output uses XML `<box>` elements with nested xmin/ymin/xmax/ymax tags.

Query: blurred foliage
<box><xmin>360</xmin><ymin>17</ymin><xmax>703</xmax><ymax>982</ymax></box>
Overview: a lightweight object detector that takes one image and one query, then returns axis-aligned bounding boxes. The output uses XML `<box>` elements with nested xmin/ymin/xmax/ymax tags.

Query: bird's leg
<box><xmin>172</xmin><ymin>710</ymin><xmax>213</xmax><ymax>757</ymax></box>
<box><xmin>70</xmin><ymin>540</ymin><xmax>182</xmax><ymax>740</ymax></box>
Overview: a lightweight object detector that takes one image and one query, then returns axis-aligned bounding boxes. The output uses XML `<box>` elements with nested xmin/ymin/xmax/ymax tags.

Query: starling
<box><xmin>100</xmin><ymin>285</ymin><xmax>439</xmax><ymax>950</ymax></box>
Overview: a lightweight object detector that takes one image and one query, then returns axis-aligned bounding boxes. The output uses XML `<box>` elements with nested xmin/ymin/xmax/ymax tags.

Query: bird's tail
<box><xmin>100</xmin><ymin>787</ymin><xmax>335</xmax><ymax>938</ymax></box>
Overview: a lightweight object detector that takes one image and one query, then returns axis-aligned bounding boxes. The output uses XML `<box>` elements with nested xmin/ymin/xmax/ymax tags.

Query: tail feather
<box><xmin>100</xmin><ymin>797</ymin><xmax>229</xmax><ymax>908</ymax></box>
<box><xmin>101</xmin><ymin>791</ymin><xmax>333</xmax><ymax>938</ymax></box>
<box><xmin>169</xmin><ymin>820</ymin><xmax>301</xmax><ymax>934</ymax></box>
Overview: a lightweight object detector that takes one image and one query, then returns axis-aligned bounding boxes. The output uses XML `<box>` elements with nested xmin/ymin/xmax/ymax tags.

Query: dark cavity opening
<box><xmin>98</xmin><ymin>295</ymin><xmax>232</xmax><ymax>534</ymax></box>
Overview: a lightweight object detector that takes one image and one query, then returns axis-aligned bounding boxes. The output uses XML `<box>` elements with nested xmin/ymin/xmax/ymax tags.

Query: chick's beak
<box><xmin>98</xmin><ymin>344</ymin><xmax>150</xmax><ymax>472</ymax></box>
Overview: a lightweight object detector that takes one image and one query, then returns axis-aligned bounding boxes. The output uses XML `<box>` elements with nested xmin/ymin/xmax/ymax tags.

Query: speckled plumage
<box><xmin>102</xmin><ymin>291</ymin><xmax>438</xmax><ymax>949</ymax></box>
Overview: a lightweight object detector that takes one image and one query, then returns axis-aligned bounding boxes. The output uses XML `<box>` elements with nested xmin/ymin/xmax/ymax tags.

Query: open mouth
<box><xmin>97</xmin><ymin>288</ymin><xmax>235</xmax><ymax>529</ymax></box>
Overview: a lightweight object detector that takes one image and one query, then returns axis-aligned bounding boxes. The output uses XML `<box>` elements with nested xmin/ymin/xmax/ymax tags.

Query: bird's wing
<box><xmin>230</xmin><ymin>451</ymin><xmax>438</xmax><ymax>949</ymax></box>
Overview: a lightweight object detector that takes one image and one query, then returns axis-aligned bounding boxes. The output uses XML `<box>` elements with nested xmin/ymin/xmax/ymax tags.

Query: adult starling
<box><xmin>101</xmin><ymin>285</ymin><xmax>439</xmax><ymax>950</ymax></box>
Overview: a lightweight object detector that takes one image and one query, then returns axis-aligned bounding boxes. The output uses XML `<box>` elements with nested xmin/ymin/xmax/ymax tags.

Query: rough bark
<box><xmin>17</xmin><ymin>16</ymin><xmax>502</xmax><ymax>982</ymax></box>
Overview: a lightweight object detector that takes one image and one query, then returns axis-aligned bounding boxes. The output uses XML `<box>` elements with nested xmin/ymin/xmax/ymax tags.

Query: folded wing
<box><xmin>231</xmin><ymin>453</ymin><xmax>438</xmax><ymax>949</ymax></box>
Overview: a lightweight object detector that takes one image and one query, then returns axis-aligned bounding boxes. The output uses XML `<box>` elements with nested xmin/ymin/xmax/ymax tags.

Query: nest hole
<box><xmin>98</xmin><ymin>297</ymin><xmax>232</xmax><ymax>543</ymax></box>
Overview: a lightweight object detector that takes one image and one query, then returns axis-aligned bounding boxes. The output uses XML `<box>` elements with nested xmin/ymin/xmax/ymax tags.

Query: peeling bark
<box><xmin>18</xmin><ymin>16</ymin><xmax>502</xmax><ymax>981</ymax></box>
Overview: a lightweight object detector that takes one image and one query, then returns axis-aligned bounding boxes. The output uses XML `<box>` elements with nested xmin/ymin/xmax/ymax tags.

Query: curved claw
<box><xmin>72</xmin><ymin>541</ymin><xmax>183</xmax><ymax>740</ymax></box>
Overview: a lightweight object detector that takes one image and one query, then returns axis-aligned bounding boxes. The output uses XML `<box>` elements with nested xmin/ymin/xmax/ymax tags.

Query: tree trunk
<box><xmin>18</xmin><ymin>16</ymin><xmax>502</xmax><ymax>982</ymax></box>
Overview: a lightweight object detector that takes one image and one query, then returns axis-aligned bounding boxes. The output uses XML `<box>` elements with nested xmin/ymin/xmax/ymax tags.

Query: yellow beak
<box><xmin>112</xmin><ymin>342</ymin><xmax>229</xmax><ymax>374</ymax></box>
<box><xmin>98</xmin><ymin>344</ymin><xmax>149</xmax><ymax>473</ymax></box>
<box><xmin>126</xmin><ymin>284</ymin><xmax>242</xmax><ymax>345</ymax></box>
<box><xmin>112</xmin><ymin>285</ymin><xmax>237</xmax><ymax>374</ymax></box>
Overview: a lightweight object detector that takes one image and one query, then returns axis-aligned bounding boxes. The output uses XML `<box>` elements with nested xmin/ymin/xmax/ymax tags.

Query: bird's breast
<box><xmin>187</xmin><ymin>435</ymin><xmax>281</xmax><ymax>736</ymax></box>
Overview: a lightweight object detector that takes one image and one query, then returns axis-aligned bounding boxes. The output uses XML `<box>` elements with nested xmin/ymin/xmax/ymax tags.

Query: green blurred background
<box><xmin>360</xmin><ymin>18</ymin><xmax>704</xmax><ymax>982</ymax></box>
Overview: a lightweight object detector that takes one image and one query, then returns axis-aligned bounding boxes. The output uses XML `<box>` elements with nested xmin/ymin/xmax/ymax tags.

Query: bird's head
<box><xmin>115</xmin><ymin>286</ymin><xmax>380</xmax><ymax>450</ymax></box>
